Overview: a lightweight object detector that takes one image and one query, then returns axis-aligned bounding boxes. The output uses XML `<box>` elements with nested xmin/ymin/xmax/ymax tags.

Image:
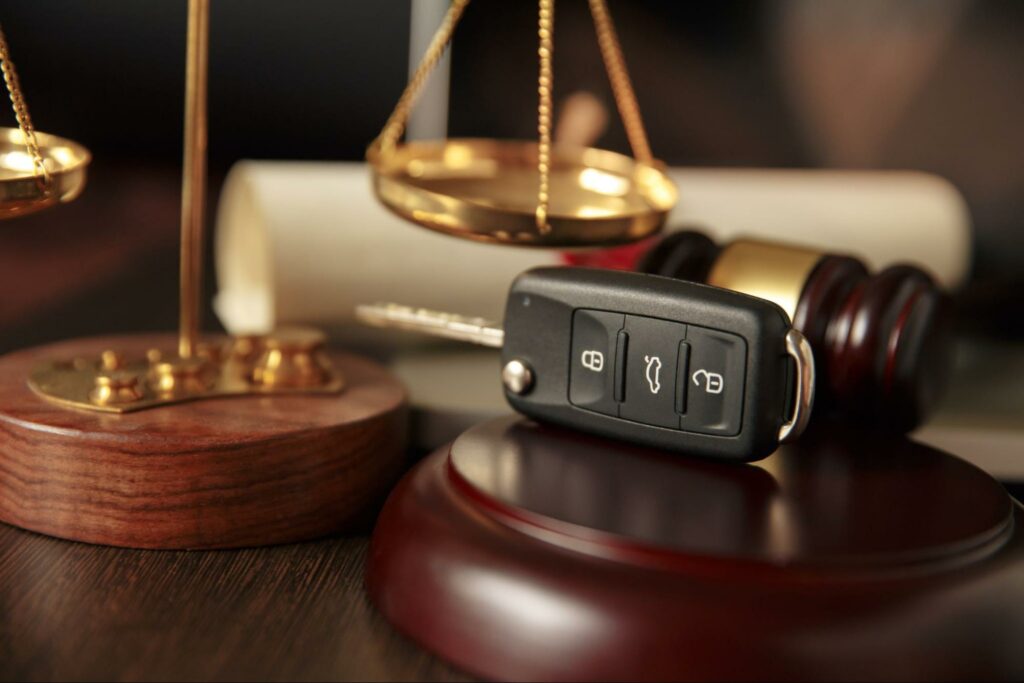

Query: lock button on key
<box><xmin>569</xmin><ymin>309</ymin><xmax>624</xmax><ymax>416</ymax></box>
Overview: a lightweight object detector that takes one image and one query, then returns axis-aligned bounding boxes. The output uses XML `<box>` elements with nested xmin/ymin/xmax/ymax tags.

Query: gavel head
<box><xmin>638</xmin><ymin>230</ymin><xmax>953</xmax><ymax>432</ymax></box>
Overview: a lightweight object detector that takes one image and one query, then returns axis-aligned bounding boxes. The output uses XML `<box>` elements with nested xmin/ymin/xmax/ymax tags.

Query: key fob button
<box><xmin>569</xmin><ymin>309</ymin><xmax>624</xmax><ymax>416</ymax></box>
<box><xmin>682</xmin><ymin>327</ymin><xmax>746</xmax><ymax>436</ymax></box>
<box><xmin>620</xmin><ymin>315</ymin><xmax>687</xmax><ymax>428</ymax></box>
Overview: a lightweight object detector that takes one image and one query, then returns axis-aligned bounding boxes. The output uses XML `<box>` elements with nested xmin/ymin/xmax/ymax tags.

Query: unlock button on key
<box><xmin>683</xmin><ymin>326</ymin><xmax>747</xmax><ymax>436</ymax></box>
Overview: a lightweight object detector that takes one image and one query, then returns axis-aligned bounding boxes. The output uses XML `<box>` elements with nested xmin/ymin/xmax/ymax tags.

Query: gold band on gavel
<box><xmin>707</xmin><ymin>240</ymin><xmax>824</xmax><ymax>323</ymax></box>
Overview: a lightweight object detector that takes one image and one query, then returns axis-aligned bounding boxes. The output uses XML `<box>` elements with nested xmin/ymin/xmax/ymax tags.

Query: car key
<box><xmin>357</xmin><ymin>267</ymin><xmax>814</xmax><ymax>462</ymax></box>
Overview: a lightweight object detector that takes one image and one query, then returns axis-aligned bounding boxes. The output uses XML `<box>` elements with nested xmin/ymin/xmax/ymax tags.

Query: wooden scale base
<box><xmin>0</xmin><ymin>334</ymin><xmax>407</xmax><ymax>549</ymax></box>
<box><xmin>368</xmin><ymin>415</ymin><xmax>1024</xmax><ymax>681</ymax></box>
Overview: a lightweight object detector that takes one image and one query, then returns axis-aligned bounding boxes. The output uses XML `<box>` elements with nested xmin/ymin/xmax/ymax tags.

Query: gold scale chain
<box><xmin>375</xmin><ymin>0</ymin><xmax>471</xmax><ymax>153</ymax></box>
<box><xmin>536</xmin><ymin>0</ymin><xmax>554</xmax><ymax>232</ymax></box>
<box><xmin>375</xmin><ymin>0</ymin><xmax>652</xmax><ymax>235</ymax></box>
<box><xmin>587</xmin><ymin>0</ymin><xmax>652</xmax><ymax>165</ymax></box>
<box><xmin>0</xmin><ymin>23</ymin><xmax>50</xmax><ymax>189</ymax></box>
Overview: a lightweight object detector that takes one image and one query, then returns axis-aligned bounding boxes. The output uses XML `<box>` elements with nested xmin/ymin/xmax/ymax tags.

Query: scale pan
<box><xmin>0</xmin><ymin>127</ymin><xmax>90</xmax><ymax>219</ymax></box>
<box><xmin>369</xmin><ymin>139</ymin><xmax>677</xmax><ymax>247</ymax></box>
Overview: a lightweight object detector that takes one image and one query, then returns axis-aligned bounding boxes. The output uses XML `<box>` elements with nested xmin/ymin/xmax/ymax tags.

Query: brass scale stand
<box><xmin>0</xmin><ymin>0</ymin><xmax>674</xmax><ymax>548</ymax></box>
<box><xmin>11</xmin><ymin>7</ymin><xmax>343</xmax><ymax>409</ymax></box>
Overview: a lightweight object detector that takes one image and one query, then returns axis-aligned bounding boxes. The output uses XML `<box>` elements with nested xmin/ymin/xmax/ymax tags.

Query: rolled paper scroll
<box><xmin>214</xmin><ymin>161</ymin><xmax>970</xmax><ymax>340</ymax></box>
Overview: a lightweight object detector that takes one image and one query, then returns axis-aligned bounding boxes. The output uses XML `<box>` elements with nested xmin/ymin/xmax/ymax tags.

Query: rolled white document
<box><xmin>214</xmin><ymin>161</ymin><xmax>970</xmax><ymax>337</ymax></box>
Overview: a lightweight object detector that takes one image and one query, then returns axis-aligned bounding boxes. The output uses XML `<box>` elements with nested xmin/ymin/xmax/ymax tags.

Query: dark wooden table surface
<box><xmin>0</xmin><ymin>521</ymin><xmax>467</xmax><ymax>682</ymax></box>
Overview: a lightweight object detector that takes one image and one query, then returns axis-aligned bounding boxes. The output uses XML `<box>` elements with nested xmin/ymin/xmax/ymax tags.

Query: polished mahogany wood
<box><xmin>810</xmin><ymin>260</ymin><xmax>953</xmax><ymax>430</ymax></box>
<box><xmin>0</xmin><ymin>334</ymin><xmax>408</xmax><ymax>549</ymax></box>
<box><xmin>368</xmin><ymin>415</ymin><xmax>1023</xmax><ymax>681</ymax></box>
<box><xmin>637</xmin><ymin>230</ymin><xmax>952</xmax><ymax>431</ymax></box>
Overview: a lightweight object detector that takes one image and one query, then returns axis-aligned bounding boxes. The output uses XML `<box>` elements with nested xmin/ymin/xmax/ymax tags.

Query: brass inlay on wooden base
<box><xmin>29</xmin><ymin>327</ymin><xmax>343</xmax><ymax>413</ymax></box>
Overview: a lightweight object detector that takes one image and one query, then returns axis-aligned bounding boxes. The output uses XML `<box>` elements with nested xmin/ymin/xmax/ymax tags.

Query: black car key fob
<box><xmin>358</xmin><ymin>266</ymin><xmax>814</xmax><ymax>462</ymax></box>
<box><xmin>499</xmin><ymin>267</ymin><xmax>813</xmax><ymax>461</ymax></box>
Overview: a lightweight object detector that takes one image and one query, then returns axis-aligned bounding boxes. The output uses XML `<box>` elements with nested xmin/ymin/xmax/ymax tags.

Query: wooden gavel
<box><xmin>637</xmin><ymin>230</ymin><xmax>953</xmax><ymax>432</ymax></box>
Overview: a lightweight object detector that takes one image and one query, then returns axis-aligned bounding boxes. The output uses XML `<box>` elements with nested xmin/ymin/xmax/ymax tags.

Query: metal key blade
<box><xmin>356</xmin><ymin>303</ymin><xmax>505</xmax><ymax>348</ymax></box>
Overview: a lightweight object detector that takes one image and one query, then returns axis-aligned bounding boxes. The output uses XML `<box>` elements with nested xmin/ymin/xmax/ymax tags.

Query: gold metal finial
<box><xmin>100</xmin><ymin>349</ymin><xmax>125</xmax><ymax>371</ymax></box>
<box><xmin>250</xmin><ymin>327</ymin><xmax>334</xmax><ymax>389</ymax></box>
<box><xmin>149</xmin><ymin>357</ymin><xmax>214</xmax><ymax>396</ymax></box>
<box><xmin>90</xmin><ymin>371</ymin><xmax>144</xmax><ymax>407</ymax></box>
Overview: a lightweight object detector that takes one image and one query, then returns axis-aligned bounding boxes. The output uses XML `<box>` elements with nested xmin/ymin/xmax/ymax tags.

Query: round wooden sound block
<box><xmin>367</xmin><ymin>416</ymin><xmax>1024</xmax><ymax>681</ymax></box>
<box><xmin>0</xmin><ymin>334</ymin><xmax>407</xmax><ymax>549</ymax></box>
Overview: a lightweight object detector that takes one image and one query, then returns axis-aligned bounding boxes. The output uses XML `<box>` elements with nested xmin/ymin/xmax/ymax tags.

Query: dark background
<box><xmin>2</xmin><ymin>2</ymin><xmax>789</xmax><ymax>165</ymax></box>
<box><xmin>1</xmin><ymin>0</ymin><xmax>1022</xmax><ymax>348</ymax></box>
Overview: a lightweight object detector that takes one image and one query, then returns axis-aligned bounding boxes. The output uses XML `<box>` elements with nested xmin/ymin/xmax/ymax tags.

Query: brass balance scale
<box><xmin>0</xmin><ymin>0</ymin><xmax>675</xmax><ymax>549</ymax></box>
